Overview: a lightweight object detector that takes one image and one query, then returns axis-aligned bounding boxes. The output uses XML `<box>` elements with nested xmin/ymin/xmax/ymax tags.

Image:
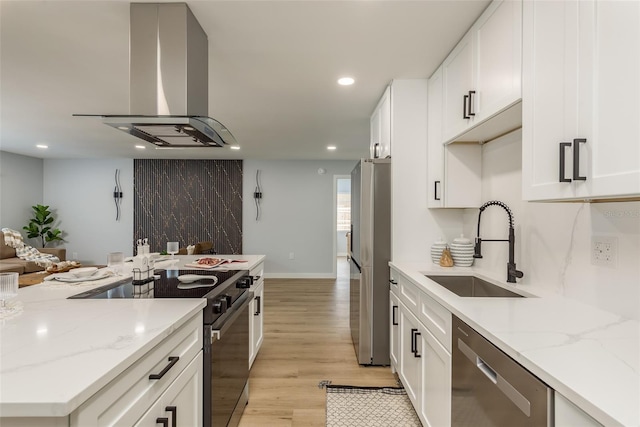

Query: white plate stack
<box><xmin>450</xmin><ymin>235</ymin><xmax>474</xmax><ymax>267</ymax></box>
<box><xmin>430</xmin><ymin>239</ymin><xmax>448</xmax><ymax>264</ymax></box>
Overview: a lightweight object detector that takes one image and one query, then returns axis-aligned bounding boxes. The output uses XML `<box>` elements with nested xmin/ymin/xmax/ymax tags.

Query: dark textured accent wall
<box><xmin>133</xmin><ymin>159</ymin><xmax>243</xmax><ymax>254</ymax></box>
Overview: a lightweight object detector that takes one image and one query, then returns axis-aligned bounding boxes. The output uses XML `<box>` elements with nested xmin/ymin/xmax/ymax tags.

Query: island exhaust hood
<box><xmin>75</xmin><ymin>3</ymin><xmax>236</xmax><ymax>148</ymax></box>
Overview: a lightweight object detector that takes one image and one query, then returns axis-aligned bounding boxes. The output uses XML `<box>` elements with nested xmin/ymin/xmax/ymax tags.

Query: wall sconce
<box><xmin>114</xmin><ymin>169</ymin><xmax>123</xmax><ymax>221</ymax></box>
<box><xmin>254</xmin><ymin>169</ymin><xmax>263</xmax><ymax>221</ymax></box>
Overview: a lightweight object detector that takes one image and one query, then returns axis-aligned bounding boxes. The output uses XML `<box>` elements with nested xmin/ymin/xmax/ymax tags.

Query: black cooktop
<box><xmin>68</xmin><ymin>269</ymin><xmax>242</xmax><ymax>300</ymax></box>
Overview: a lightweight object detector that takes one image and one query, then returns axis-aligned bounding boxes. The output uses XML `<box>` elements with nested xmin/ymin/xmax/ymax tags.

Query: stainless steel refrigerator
<box><xmin>349</xmin><ymin>158</ymin><xmax>391</xmax><ymax>366</ymax></box>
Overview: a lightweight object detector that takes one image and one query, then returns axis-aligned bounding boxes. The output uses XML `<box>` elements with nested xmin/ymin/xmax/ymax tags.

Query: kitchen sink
<box><xmin>425</xmin><ymin>275</ymin><xmax>525</xmax><ymax>298</ymax></box>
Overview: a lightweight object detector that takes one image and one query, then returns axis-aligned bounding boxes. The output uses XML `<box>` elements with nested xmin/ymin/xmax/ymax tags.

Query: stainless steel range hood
<box><xmin>76</xmin><ymin>3</ymin><xmax>236</xmax><ymax>148</ymax></box>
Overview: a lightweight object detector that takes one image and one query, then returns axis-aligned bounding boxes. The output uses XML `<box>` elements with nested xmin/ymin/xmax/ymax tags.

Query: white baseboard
<box><xmin>264</xmin><ymin>272</ymin><xmax>336</xmax><ymax>279</ymax></box>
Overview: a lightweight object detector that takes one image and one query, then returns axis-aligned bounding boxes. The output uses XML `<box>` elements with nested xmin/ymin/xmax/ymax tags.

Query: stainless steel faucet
<box><xmin>473</xmin><ymin>200</ymin><xmax>524</xmax><ymax>283</ymax></box>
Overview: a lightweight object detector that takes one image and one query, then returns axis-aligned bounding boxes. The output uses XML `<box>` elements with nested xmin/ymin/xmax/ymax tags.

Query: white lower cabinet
<box><xmin>249</xmin><ymin>278</ymin><xmax>264</xmax><ymax>368</ymax></box>
<box><xmin>391</xmin><ymin>267</ymin><xmax>452</xmax><ymax>427</ymax></box>
<box><xmin>70</xmin><ymin>312</ymin><xmax>203</xmax><ymax>427</ymax></box>
<box><xmin>555</xmin><ymin>393</ymin><xmax>603</xmax><ymax>427</ymax></box>
<box><xmin>419</xmin><ymin>325</ymin><xmax>451</xmax><ymax>427</ymax></box>
<box><xmin>399</xmin><ymin>300</ymin><xmax>451</xmax><ymax>427</ymax></box>
<box><xmin>134</xmin><ymin>352</ymin><xmax>203</xmax><ymax>427</ymax></box>
<box><xmin>249</xmin><ymin>262</ymin><xmax>265</xmax><ymax>368</ymax></box>
<box><xmin>389</xmin><ymin>290</ymin><xmax>400</xmax><ymax>371</ymax></box>
<box><xmin>399</xmin><ymin>301</ymin><xmax>422</xmax><ymax>406</ymax></box>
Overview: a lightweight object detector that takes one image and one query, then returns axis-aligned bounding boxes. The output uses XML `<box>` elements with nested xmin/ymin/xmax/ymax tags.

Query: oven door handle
<box><xmin>211</xmin><ymin>291</ymin><xmax>254</xmax><ymax>342</ymax></box>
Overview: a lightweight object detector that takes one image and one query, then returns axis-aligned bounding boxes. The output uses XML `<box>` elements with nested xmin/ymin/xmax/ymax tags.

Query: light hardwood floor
<box><xmin>238</xmin><ymin>258</ymin><xmax>396</xmax><ymax>427</ymax></box>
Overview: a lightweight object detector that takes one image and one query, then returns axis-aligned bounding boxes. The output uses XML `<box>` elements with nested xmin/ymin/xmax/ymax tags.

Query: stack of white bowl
<box><xmin>450</xmin><ymin>235</ymin><xmax>474</xmax><ymax>267</ymax></box>
<box><xmin>430</xmin><ymin>239</ymin><xmax>448</xmax><ymax>264</ymax></box>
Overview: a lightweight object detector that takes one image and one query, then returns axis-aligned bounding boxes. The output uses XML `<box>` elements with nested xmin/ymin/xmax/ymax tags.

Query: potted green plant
<box><xmin>23</xmin><ymin>204</ymin><xmax>64</xmax><ymax>247</ymax></box>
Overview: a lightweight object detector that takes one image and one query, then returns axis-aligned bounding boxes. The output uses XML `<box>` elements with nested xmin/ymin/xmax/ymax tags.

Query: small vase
<box><xmin>450</xmin><ymin>234</ymin><xmax>474</xmax><ymax>267</ymax></box>
<box><xmin>430</xmin><ymin>238</ymin><xmax>448</xmax><ymax>264</ymax></box>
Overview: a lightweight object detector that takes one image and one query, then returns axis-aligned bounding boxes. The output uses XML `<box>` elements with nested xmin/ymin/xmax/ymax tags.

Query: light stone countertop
<box><xmin>390</xmin><ymin>261</ymin><xmax>639</xmax><ymax>427</ymax></box>
<box><xmin>0</xmin><ymin>254</ymin><xmax>265</xmax><ymax>418</ymax></box>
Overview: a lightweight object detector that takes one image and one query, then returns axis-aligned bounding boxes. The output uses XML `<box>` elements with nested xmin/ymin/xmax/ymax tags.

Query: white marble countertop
<box><xmin>390</xmin><ymin>262</ymin><xmax>639</xmax><ymax>427</ymax></box>
<box><xmin>0</xmin><ymin>254</ymin><xmax>265</xmax><ymax>418</ymax></box>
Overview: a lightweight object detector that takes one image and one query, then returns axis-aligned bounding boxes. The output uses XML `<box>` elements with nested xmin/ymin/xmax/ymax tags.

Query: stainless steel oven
<box><xmin>206</xmin><ymin>292</ymin><xmax>251</xmax><ymax>427</ymax></box>
<box><xmin>452</xmin><ymin>315</ymin><xmax>553</xmax><ymax>426</ymax></box>
<box><xmin>70</xmin><ymin>268</ymin><xmax>254</xmax><ymax>427</ymax></box>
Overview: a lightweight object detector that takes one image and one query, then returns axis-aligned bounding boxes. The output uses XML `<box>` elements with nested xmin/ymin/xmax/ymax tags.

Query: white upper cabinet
<box><xmin>522</xmin><ymin>0</ymin><xmax>640</xmax><ymax>201</ymax></box>
<box><xmin>428</xmin><ymin>66</ymin><xmax>482</xmax><ymax>208</ymax></box>
<box><xmin>473</xmin><ymin>0</ymin><xmax>522</xmax><ymax>124</ymax></box>
<box><xmin>442</xmin><ymin>0</ymin><xmax>522</xmax><ymax>145</ymax></box>
<box><xmin>442</xmin><ymin>32</ymin><xmax>475</xmax><ymax>142</ymax></box>
<box><xmin>427</xmin><ymin>67</ymin><xmax>445</xmax><ymax>208</ymax></box>
<box><xmin>370</xmin><ymin>80</ymin><xmax>428</xmax><ymax>160</ymax></box>
<box><xmin>370</xmin><ymin>86</ymin><xmax>391</xmax><ymax>159</ymax></box>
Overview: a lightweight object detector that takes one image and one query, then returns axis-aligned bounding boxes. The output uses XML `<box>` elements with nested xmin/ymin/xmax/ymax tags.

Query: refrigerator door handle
<box><xmin>350</xmin><ymin>256</ymin><xmax>361</xmax><ymax>272</ymax></box>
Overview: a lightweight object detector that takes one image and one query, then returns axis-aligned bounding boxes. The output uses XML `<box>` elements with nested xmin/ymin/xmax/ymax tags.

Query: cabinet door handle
<box><xmin>156</xmin><ymin>418</ymin><xmax>169</xmax><ymax>427</ymax></box>
<box><xmin>434</xmin><ymin>180</ymin><xmax>441</xmax><ymax>201</ymax></box>
<box><xmin>410</xmin><ymin>328</ymin><xmax>418</xmax><ymax>353</ymax></box>
<box><xmin>149</xmin><ymin>356</ymin><xmax>179</xmax><ymax>380</ymax></box>
<box><xmin>374</xmin><ymin>142</ymin><xmax>381</xmax><ymax>159</ymax></box>
<box><xmin>389</xmin><ymin>279</ymin><xmax>397</xmax><ymax>285</ymax></box>
<box><xmin>392</xmin><ymin>305</ymin><xmax>398</xmax><ymax>326</ymax></box>
<box><xmin>165</xmin><ymin>406</ymin><xmax>177</xmax><ymax>427</ymax></box>
<box><xmin>468</xmin><ymin>90</ymin><xmax>476</xmax><ymax>116</ymax></box>
<box><xmin>254</xmin><ymin>295</ymin><xmax>261</xmax><ymax>316</ymax></box>
<box><xmin>463</xmin><ymin>95</ymin><xmax>470</xmax><ymax>119</ymax></box>
<box><xmin>413</xmin><ymin>331</ymin><xmax>422</xmax><ymax>358</ymax></box>
<box><xmin>572</xmin><ymin>138</ymin><xmax>587</xmax><ymax>181</ymax></box>
<box><xmin>559</xmin><ymin>142</ymin><xmax>572</xmax><ymax>183</ymax></box>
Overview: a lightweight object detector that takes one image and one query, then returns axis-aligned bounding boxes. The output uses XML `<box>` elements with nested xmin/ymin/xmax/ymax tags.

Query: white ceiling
<box><xmin>0</xmin><ymin>0</ymin><xmax>490</xmax><ymax>160</ymax></box>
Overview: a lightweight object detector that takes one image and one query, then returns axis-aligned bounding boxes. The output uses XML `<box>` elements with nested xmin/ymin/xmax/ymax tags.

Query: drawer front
<box><xmin>389</xmin><ymin>268</ymin><xmax>400</xmax><ymax>295</ymax></box>
<box><xmin>419</xmin><ymin>291</ymin><xmax>452</xmax><ymax>352</ymax></box>
<box><xmin>250</xmin><ymin>262</ymin><xmax>264</xmax><ymax>283</ymax></box>
<box><xmin>134</xmin><ymin>351</ymin><xmax>203</xmax><ymax>427</ymax></box>
<box><xmin>398</xmin><ymin>274</ymin><xmax>420</xmax><ymax>316</ymax></box>
<box><xmin>71</xmin><ymin>312</ymin><xmax>203</xmax><ymax>427</ymax></box>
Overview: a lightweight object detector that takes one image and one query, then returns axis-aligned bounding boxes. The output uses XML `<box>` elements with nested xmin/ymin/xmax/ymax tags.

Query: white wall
<box><xmin>336</xmin><ymin>230</ymin><xmax>347</xmax><ymax>256</ymax></box>
<box><xmin>0</xmin><ymin>152</ymin><xmax>44</xmax><ymax>239</ymax></box>
<box><xmin>391</xmin><ymin>80</ymin><xmax>464</xmax><ymax>264</ymax></box>
<box><xmin>243</xmin><ymin>160</ymin><xmax>356</xmax><ymax>278</ymax></box>
<box><xmin>43</xmin><ymin>159</ymin><xmax>134</xmax><ymax>264</ymax></box>
<box><xmin>461</xmin><ymin>130</ymin><xmax>640</xmax><ymax>321</ymax></box>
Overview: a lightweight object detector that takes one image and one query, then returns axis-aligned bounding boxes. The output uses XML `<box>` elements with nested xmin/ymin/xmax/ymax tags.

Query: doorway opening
<box><xmin>334</xmin><ymin>175</ymin><xmax>351</xmax><ymax>279</ymax></box>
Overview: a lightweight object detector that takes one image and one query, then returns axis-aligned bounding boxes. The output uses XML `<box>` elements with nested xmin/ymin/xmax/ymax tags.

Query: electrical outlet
<box><xmin>289</xmin><ymin>252</ymin><xmax>295</xmax><ymax>260</ymax></box>
<box><xmin>591</xmin><ymin>236</ymin><xmax>618</xmax><ymax>267</ymax></box>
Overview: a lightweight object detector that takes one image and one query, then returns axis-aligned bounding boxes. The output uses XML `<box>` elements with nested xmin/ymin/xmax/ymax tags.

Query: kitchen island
<box><xmin>0</xmin><ymin>254</ymin><xmax>265</xmax><ymax>425</ymax></box>
<box><xmin>391</xmin><ymin>261</ymin><xmax>639</xmax><ymax>427</ymax></box>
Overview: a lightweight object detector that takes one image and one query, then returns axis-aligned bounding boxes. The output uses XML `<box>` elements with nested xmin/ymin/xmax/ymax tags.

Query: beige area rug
<box><xmin>325</xmin><ymin>385</ymin><xmax>421</xmax><ymax>427</ymax></box>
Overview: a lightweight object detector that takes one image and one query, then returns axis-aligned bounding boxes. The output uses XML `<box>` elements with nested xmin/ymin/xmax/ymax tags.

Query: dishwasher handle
<box><xmin>458</xmin><ymin>338</ymin><xmax>532</xmax><ymax>417</ymax></box>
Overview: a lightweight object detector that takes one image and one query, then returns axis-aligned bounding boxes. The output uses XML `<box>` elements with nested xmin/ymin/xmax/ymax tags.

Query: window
<box><xmin>337</xmin><ymin>178</ymin><xmax>351</xmax><ymax>232</ymax></box>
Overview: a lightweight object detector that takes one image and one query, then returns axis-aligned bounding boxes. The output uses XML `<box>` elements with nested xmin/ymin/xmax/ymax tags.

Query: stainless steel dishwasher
<box><xmin>452</xmin><ymin>316</ymin><xmax>553</xmax><ymax>426</ymax></box>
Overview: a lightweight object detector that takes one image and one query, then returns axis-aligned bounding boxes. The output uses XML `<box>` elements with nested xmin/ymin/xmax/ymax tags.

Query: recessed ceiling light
<box><xmin>36</xmin><ymin>144</ymin><xmax>48</xmax><ymax>149</ymax></box>
<box><xmin>230</xmin><ymin>146</ymin><xmax>240</xmax><ymax>150</ymax></box>
<box><xmin>117</xmin><ymin>126</ymin><xmax>129</xmax><ymax>130</ymax></box>
<box><xmin>337</xmin><ymin>77</ymin><xmax>355</xmax><ymax>86</ymax></box>
<box><xmin>327</xmin><ymin>146</ymin><xmax>337</xmax><ymax>151</ymax></box>
<box><xmin>135</xmin><ymin>145</ymin><xmax>146</xmax><ymax>149</ymax></box>
<box><xmin>183</xmin><ymin>126</ymin><xmax>194</xmax><ymax>131</ymax></box>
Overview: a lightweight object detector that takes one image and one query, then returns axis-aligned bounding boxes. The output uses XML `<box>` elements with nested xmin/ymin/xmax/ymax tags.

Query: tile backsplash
<box><xmin>133</xmin><ymin>159</ymin><xmax>243</xmax><ymax>255</ymax></box>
